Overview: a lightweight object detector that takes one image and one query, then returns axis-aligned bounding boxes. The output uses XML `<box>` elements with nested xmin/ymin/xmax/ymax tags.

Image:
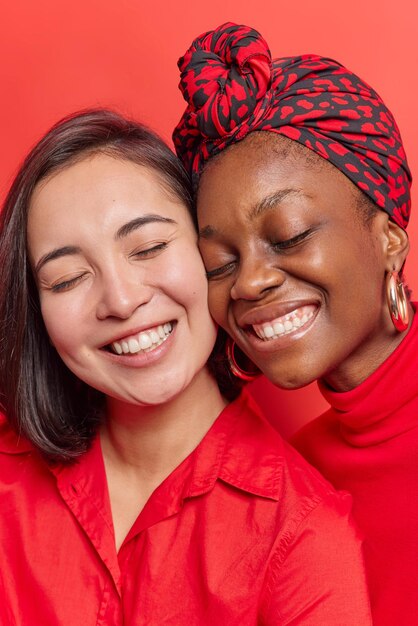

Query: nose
<box><xmin>230</xmin><ymin>256</ymin><xmax>285</xmax><ymax>301</ymax></box>
<box><xmin>95</xmin><ymin>267</ymin><xmax>152</xmax><ymax>320</ymax></box>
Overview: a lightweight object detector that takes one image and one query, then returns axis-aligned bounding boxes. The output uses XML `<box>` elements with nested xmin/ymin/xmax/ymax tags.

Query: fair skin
<box><xmin>197</xmin><ymin>132</ymin><xmax>412</xmax><ymax>392</ymax></box>
<box><xmin>27</xmin><ymin>153</ymin><xmax>226</xmax><ymax>550</ymax></box>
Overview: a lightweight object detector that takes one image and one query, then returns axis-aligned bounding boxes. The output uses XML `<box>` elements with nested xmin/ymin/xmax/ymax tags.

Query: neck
<box><xmin>100</xmin><ymin>366</ymin><xmax>227</xmax><ymax>551</ymax></box>
<box><xmin>323</xmin><ymin>304</ymin><xmax>414</xmax><ymax>392</ymax></box>
<box><xmin>101</xmin><ymin>366</ymin><xmax>227</xmax><ymax>481</ymax></box>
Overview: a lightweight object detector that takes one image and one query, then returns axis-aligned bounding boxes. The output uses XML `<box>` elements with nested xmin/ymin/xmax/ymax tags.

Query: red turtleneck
<box><xmin>292</xmin><ymin>309</ymin><xmax>418</xmax><ymax>625</ymax></box>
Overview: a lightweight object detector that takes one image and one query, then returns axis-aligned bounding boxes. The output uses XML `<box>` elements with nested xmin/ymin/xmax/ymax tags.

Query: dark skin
<box><xmin>197</xmin><ymin>132</ymin><xmax>413</xmax><ymax>392</ymax></box>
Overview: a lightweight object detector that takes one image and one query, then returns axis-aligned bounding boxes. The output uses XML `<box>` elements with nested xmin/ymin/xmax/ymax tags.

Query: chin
<box><xmin>103</xmin><ymin>381</ymin><xmax>185</xmax><ymax>409</ymax></box>
<box><xmin>263</xmin><ymin>366</ymin><xmax>317</xmax><ymax>391</ymax></box>
<box><xmin>130</xmin><ymin>387</ymin><xmax>184</xmax><ymax>406</ymax></box>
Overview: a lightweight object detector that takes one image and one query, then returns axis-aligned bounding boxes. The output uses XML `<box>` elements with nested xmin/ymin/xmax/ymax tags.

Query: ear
<box><xmin>385</xmin><ymin>219</ymin><xmax>410</xmax><ymax>272</ymax></box>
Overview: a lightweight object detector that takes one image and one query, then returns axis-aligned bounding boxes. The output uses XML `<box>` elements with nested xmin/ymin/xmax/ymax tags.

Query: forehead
<box><xmin>197</xmin><ymin>132</ymin><xmax>355</xmax><ymax>218</ymax></box>
<box><xmin>27</xmin><ymin>154</ymin><xmax>194</xmax><ymax>255</ymax></box>
<box><xmin>30</xmin><ymin>154</ymin><xmax>189</xmax><ymax>224</ymax></box>
<box><xmin>32</xmin><ymin>153</ymin><xmax>168</xmax><ymax>206</ymax></box>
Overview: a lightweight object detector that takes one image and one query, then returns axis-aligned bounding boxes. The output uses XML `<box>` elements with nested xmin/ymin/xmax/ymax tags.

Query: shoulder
<box><xmin>221</xmin><ymin>392</ymin><xmax>350</xmax><ymax>511</ymax></box>
<box><xmin>259</xmin><ymin>492</ymin><xmax>371</xmax><ymax>624</ymax></box>
<box><xmin>241</xmin><ymin>402</ymin><xmax>372</xmax><ymax>623</ymax></box>
<box><xmin>291</xmin><ymin>407</ymin><xmax>337</xmax><ymax>457</ymax></box>
<box><xmin>0</xmin><ymin>417</ymin><xmax>34</xmax><ymax>456</ymax></box>
<box><xmin>0</xmin><ymin>417</ymin><xmax>50</xmax><ymax>487</ymax></box>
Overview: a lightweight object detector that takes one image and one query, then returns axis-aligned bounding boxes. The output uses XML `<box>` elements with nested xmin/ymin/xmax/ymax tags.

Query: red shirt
<box><xmin>293</xmin><ymin>310</ymin><xmax>418</xmax><ymax>625</ymax></box>
<box><xmin>0</xmin><ymin>391</ymin><xmax>371</xmax><ymax>625</ymax></box>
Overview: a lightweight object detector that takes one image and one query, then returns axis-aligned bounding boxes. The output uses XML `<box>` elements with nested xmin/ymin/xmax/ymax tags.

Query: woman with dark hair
<box><xmin>0</xmin><ymin>109</ymin><xmax>371</xmax><ymax>624</ymax></box>
<box><xmin>174</xmin><ymin>22</ymin><xmax>417</xmax><ymax>625</ymax></box>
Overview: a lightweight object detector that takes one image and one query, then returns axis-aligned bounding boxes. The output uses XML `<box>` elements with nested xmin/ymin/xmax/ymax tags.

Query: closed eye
<box><xmin>51</xmin><ymin>273</ymin><xmax>88</xmax><ymax>293</ymax></box>
<box><xmin>272</xmin><ymin>228</ymin><xmax>314</xmax><ymax>250</ymax></box>
<box><xmin>205</xmin><ymin>261</ymin><xmax>236</xmax><ymax>280</ymax></box>
<box><xmin>131</xmin><ymin>242</ymin><xmax>168</xmax><ymax>258</ymax></box>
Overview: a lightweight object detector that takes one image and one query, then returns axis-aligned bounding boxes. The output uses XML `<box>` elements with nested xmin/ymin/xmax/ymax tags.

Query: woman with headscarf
<box><xmin>174</xmin><ymin>22</ymin><xmax>417</xmax><ymax>625</ymax></box>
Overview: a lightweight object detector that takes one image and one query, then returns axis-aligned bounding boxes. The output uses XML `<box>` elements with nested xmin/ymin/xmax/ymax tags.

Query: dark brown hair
<box><xmin>0</xmin><ymin>109</ymin><xmax>239</xmax><ymax>462</ymax></box>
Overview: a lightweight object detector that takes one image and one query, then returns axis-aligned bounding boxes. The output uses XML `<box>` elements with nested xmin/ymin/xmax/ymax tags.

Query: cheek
<box><xmin>165</xmin><ymin>249</ymin><xmax>219</xmax><ymax>348</ymax></box>
<box><xmin>207</xmin><ymin>283</ymin><xmax>230</xmax><ymax>327</ymax></box>
<box><xmin>162</xmin><ymin>247</ymin><xmax>212</xmax><ymax>312</ymax></box>
<box><xmin>39</xmin><ymin>296</ymin><xmax>83</xmax><ymax>353</ymax></box>
<box><xmin>330</xmin><ymin>238</ymin><xmax>383</xmax><ymax>296</ymax></box>
<box><xmin>299</xmin><ymin>233</ymin><xmax>374</xmax><ymax>291</ymax></box>
<box><xmin>166</xmin><ymin>243</ymin><xmax>207</xmax><ymax>289</ymax></box>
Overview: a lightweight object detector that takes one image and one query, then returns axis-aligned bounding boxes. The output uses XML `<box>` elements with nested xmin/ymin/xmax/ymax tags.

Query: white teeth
<box><xmin>264</xmin><ymin>325</ymin><xmax>275</xmax><ymax>338</ymax></box>
<box><xmin>150</xmin><ymin>330</ymin><xmax>160</xmax><ymax>343</ymax></box>
<box><xmin>252</xmin><ymin>307</ymin><xmax>315</xmax><ymax>341</ymax></box>
<box><xmin>139</xmin><ymin>333</ymin><xmax>152</xmax><ymax>350</ymax></box>
<box><xmin>273</xmin><ymin>322</ymin><xmax>285</xmax><ymax>334</ymax></box>
<box><xmin>110</xmin><ymin>322</ymin><xmax>173</xmax><ymax>355</ymax></box>
<box><xmin>128</xmin><ymin>338</ymin><xmax>140</xmax><ymax>353</ymax></box>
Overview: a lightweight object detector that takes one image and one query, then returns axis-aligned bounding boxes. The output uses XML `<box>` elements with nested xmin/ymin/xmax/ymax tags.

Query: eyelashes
<box><xmin>272</xmin><ymin>228</ymin><xmax>314</xmax><ymax>250</ymax></box>
<box><xmin>204</xmin><ymin>228</ymin><xmax>314</xmax><ymax>280</ymax></box>
<box><xmin>51</xmin><ymin>273</ymin><xmax>87</xmax><ymax>293</ymax></box>
<box><xmin>50</xmin><ymin>242</ymin><xmax>170</xmax><ymax>293</ymax></box>
<box><xmin>131</xmin><ymin>242</ymin><xmax>168</xmax><ymax>258</ymax></box>
<box><xmin>206</xmin><ymin>262</ymin><xmax>236</xmax><ymax>280</ymax></box>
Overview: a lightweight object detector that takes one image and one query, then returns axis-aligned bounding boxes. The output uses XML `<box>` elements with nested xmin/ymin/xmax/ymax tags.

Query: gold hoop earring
<box><xmin>226</xmin><ymin>337</ymin><xmax>259</xmax><ymax>381</ymax></box>
<box><xmin>386</xmin><ymin>271</ymin><xmax>409</xmax><ymax>332</ymax></box>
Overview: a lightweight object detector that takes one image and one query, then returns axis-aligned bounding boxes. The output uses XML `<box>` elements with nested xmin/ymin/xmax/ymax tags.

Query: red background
<box><xmin>1</xmin><ymin>0</ymin><xmax>416</xmax><ymax>437</ymax></box>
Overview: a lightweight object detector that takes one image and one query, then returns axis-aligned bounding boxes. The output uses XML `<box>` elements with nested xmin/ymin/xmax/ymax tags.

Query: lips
<box><xmin>235</xmin><ymin>302</ymin><xmax>319</xmax><ymax>346</ymax></box>
<box><xmin>252</xmin><ymin>305</ymin><xmax>316</xmax><ymax>340</ymax></box>
<box><xmin>107</xmin><ymin>322</ymin><xmax>173</xmax><ymax>355</ymax></box>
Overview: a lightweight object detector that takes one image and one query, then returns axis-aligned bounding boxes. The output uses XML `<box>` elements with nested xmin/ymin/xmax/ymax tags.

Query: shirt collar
<box><xmin>186</xmin><ymin>389</ymin><xmax>282</xmax><ymax>501</ymax></box>
<box><xmin>0</xmin><ymin>391</ymin><xmax>284</xmax><ymax>554</ymax></box>
<box><xmin>121</xmin><ymin>390</ymin><xmax>283</xmax><ymax>539</ymax></box>
<box><xmin>48</xmin><ymin>390</ymin><xmax>283</xmax><ymax>560</ymax></box>
<box><xmin>0</xmin><ymin>390</ymin><xmax>283</xmax><ymax>503</ymax></box>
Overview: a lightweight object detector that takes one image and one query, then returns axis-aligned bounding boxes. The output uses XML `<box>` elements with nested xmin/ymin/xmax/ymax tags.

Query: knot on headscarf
<box><xmin>173</xmin><ymin>22</ymin><xmax>412</xmax><ymax>229</ymax></box>
<box><xmin>177</xmin><ymin>22</ymin><xmax>272</xmax><ymax>142</ymax></box>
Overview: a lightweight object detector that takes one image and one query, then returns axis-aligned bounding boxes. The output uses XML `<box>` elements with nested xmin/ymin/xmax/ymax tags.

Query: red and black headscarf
<box><xmin>173</xmin><ymin>22</ymin><xmax>412</xmax><ymax>228</ymax></box>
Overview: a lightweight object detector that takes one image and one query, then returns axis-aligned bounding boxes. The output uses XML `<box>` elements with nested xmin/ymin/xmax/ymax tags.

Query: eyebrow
<box><xmin>247</xmin><ymin>188</ymin><xmax>304</xmax><ymax>221</ymax></box>
<box><xmin>115</xmin><ymin>214</ymin><xmax>177</xmax><ymax>239</ymax></box>
<box><xmin>35</xmin><ymin>245</ymin><xmax>82</xmax><ymax>274</ymax></box>
<box><xmin>198</xmin><ymin>188</ymin><xmax>304</xmax><ymax>240</ymax></box>
<box><xmin>35</xmin><ymin>214</ymin><xmax>177</xmax><ymax>274</ymax></box>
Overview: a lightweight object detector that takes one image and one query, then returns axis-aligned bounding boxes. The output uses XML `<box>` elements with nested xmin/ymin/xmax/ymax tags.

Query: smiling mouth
<box><xmin>107</xmin><ymin>322</ymin><xmax>174</xmax><ymax>355</ymax></box>
<box><xmin>250</xmin><ymin>305</ymin><xmax>317</xmax><ymax>341</ymax></box>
